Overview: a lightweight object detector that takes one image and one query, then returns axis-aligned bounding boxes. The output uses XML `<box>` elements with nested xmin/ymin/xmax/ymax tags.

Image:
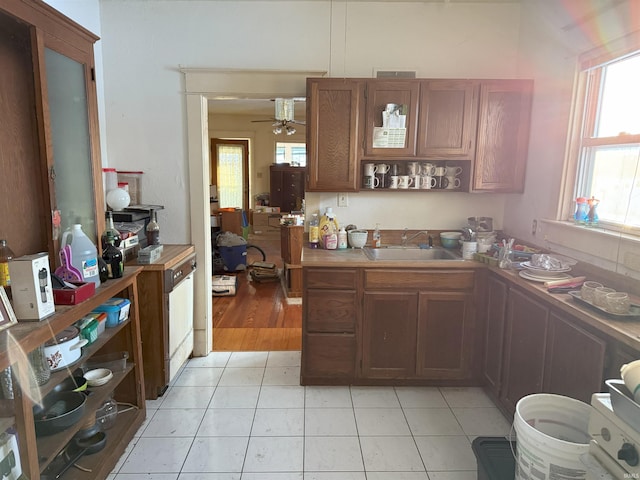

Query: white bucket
<box><xmin>514</xmin><ymin>394</ymin><xmax>591</xmax><ymax>480</ymax></box>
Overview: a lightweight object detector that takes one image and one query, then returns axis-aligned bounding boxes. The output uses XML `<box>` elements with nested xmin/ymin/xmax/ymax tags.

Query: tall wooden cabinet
<box><xmin>306</xmin><ymin>78</ymin><xmax>364</xmax><ymax>192</ymax></box>
<box><xmin>0</xmin><ymin>0</ymin><xmax>105</xmax><ymax>260</ymax></box>
<box><xmin>269</xmin><ymin>164</ymin><xmax>306</xmax><ymax>213</ymax></box>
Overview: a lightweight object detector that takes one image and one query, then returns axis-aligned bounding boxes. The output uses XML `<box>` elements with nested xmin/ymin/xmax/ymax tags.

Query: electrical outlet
<box><xmin>338</xmin><ymin>192</ymin><xmax>349</xmax><ymax>207</ymax></box>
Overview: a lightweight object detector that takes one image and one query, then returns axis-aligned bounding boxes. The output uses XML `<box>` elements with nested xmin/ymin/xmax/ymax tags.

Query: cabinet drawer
<box><xmin>303</xmin><ymin>333</ymin><xmax>356</xmax><ymax>379</ymax></box>
<box><xmin>305</xmin><ymin>268</ymin><xmax>357</xmax><ymax>289</ymax></box>
<box><xmin>306</xmin><ymin>289</ymin><xmax>356</xmax><ymax>333</ymax></box>
<box><xmin>364</xmin><ymin>269</ymin><xmax>474</xmax><ymax>290</ymax></box>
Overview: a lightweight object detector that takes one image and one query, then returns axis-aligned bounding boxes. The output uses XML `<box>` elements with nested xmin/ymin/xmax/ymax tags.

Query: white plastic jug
<box><xmin>61</xmin><ymin>224</ymin><xmax>101</xmax><ymax>287</ymax></box>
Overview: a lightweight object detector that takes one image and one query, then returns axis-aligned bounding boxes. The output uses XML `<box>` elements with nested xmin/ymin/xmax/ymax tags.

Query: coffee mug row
<box><xmin>364</xmin><ymin>162</ymin><xmax>462</xmax><ymax>178</ymax></box>
<box><xmin>364</xmin><ymin>174</ymin><xmax>461</xmax><ymax>190</ymax></box>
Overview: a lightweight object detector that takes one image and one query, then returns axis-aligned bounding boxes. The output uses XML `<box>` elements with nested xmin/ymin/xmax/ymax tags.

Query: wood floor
<box><xmin>212</xmin><ymin>233</ymin><xmax>302</xmax><ymax>351</ymax></box>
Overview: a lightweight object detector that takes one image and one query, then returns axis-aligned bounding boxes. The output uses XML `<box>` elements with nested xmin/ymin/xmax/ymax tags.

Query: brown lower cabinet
<box><xmin>301</xmin><ymin>266</ymin><xmax>478</xmax><ymax>385</ymax></box>
<box><xmin>485</xmin><ymin>272</ymin><xmax>608</xmax><ymax>417</ymax></box>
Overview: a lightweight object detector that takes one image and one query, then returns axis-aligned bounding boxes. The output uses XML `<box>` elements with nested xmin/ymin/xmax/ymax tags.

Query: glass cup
<box><xmin>594</xmin><ymin>286</ymin><xmax>616</xmax><ymax>308</ymax></box>
<box><xmin>606</xmin><ymin>292</ymin><xmax>630</xmax><ymax>314</ymax></box>
<box><xmin>580</xmin><ymin>281</ymin><xmax>603</xmax><ymax>303</ymax></box>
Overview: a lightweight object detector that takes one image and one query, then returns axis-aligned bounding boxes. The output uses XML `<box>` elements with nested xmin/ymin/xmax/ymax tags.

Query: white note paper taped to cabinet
<box><xmin>372</xmin><ymin>127</ymin><xmax>407</xmax><ymax>148</ymax></box>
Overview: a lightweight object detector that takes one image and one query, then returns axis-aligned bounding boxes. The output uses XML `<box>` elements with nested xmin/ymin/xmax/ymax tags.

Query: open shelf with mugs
<box><xmin>360</xmin><ymin>160</ymin><xmax>470</xmax><ymax>192</ymax></box>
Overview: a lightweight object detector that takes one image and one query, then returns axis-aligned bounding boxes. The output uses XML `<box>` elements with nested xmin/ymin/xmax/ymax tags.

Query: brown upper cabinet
<box><xmin>417</xmin><ymin>80</ymin><xmax>479</xmax><ymax>159</ymax></box>
<box><xmin>306</xmin><ymin>77</ymin><xmax>533</xmax><ymax>193</ymax></box>
<box><xmin>306</xmin><ymin>78</ymin><xmax>364</xmax><ymax>192</ymax></box>
<box><xmin>473</xmin><ymin>80</ymin><xmax>533</xmax><ymax>192</ymax></box>
<box><xmin>364</xmin><ymin>80</ymin><xmax>420</xmax><ymax>157</ymax></box>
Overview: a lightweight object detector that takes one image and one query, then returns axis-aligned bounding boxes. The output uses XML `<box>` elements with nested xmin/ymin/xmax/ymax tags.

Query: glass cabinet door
<box><xmin>45</xmin><ymin>48</ymin><xmax>98</xmax><ymax>243</ymax></box>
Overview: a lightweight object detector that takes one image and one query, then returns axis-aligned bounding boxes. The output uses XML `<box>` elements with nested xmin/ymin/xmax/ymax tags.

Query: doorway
<box><xmin>211</xmin><ymin>138</ymin><xmax>249</xmax><ymax>210</ymax></box>
<box><xmin>183</xmin><ymin>68</ymin><xmax>326</xmax><ymax>356</ymax></box>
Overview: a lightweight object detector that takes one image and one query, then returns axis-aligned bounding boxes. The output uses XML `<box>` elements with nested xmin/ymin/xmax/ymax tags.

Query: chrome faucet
<box><xmin>401</xmin><ymin>229</ymin><xmax>429</xmax><ymax>247</ymax></box>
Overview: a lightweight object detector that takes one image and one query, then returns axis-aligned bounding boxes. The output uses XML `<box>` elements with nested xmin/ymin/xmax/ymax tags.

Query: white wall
<box><xmin>96</xmin><ymin>0</ymin><xmax>525</xmax><ymax>243</ymax></box>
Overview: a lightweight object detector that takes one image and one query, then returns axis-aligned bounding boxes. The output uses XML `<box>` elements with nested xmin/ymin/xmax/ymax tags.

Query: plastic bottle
<box><xmin>574</xmin><ymin>197</ymin><xmax>588</xmax><ymax>224</ymax></box>
<box><xmin>308</xmin><ymin>213</ymin><xmax>320</xmax><ymax>249</ymax></box>
<box><xmin>0</xmin><ymin>240</ymin><xmax>15</xmax><ymax>288</ymax></box>
<box><xmin>61</xmin><ymin>224</ymin><xmax>101</xmax><ymax>287</ymax></box>
<box><xmin>373</xmin><ymin>223</ymin><xmax>381</xmax><ymax>248</ymax></box>
<box><xmin>146</xmin><ymin>209</ymin><xmax>161</xmax><ymax>245</ymax></box>
<box><xmin>319</xmin><ymin>207</ymin><xmax>339</xmax><ymax>249</ymax></box>
<box><xmin>338</xmin><ymin>227</ymin><xmax>348</xmax><ymax>249</ymax></box>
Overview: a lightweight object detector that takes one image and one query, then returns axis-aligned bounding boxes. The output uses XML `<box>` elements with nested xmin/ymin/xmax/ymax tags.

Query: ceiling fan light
<box><xmin>275</xmin><ymin>98</ymin><xmax>295</xmax><ymax>122</ymax></box>
<box><xmin>286</xmin><ymin>126</ymin><xmax>296</xmax><ymax>135</ymax></box>
<box><xmin>273</xmin><ymin>126</ymin><xmax>282</xmax><ymax>134</ymax></box>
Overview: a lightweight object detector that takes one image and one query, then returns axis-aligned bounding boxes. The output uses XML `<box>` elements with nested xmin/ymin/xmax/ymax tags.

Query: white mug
<box><xmin>420</xmin><ymin>175</ymin><xmax>437</xmax><ymax>189</ymax></box>
<box><xmin>363</xmin><ymin>163</ymin><xmax>377</xmax><ymax>176</ymax></box>
<box><xmin>444</xmin><ymin>176</ymin><xmax>461</xmax><ymax>189</ymax></box>
<box><xmin>445</xmin><ymin>166</ymin><xmax>463</xmax><ymax>176</ymax></box>
<box><xmin>421</xmin><ymin>163</ymin><xmax>436</xmax><ymax>176</ymax></box>
<box><xmin>434</xmin><ymin>166</ymin><xmax>447</xmax><ymax>177</ymax></box>
<box><xmin>407</xmin><ymin>162</ymin><xmax>421</xmax><ymax>176</ymax></box>
<box><xmin>398</xmin><ymin>175</ymin><xmax>414</xmax><ymax>189</ymax></box>
<box><xmin>363</xmin><ymin>175</ymin><xmax>379</xmax><ymax>189</ymax></box>
<box><xmin>389</xmin><ymin>176</ymin><xmax>400</xmax><ymax>189</ymax></box>
<box><xmin>376</xmin><ymin>163</ymin><xmax>391</xmax><ymax>174</ymax></box>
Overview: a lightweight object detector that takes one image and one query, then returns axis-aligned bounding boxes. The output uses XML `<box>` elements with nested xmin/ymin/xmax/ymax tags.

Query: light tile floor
<box><xmin>108</xmin><ymin>351</ymin><xmax>511</xmax><ymax>479</ymax></box>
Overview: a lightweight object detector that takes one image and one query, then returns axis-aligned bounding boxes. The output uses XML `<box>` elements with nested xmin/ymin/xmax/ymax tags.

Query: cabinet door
<box><xmin>473</xmin><ymin>80</ymin><xmax>533</xmax><ymax>192</ymax></box>
<box><xmin>303</xmin><ymin>333</ymin><xmax>356</xmax><ymax>383</ymax></box>
<box><xmin>500</xmin><ymin>288</ymin><xmax>549</xmax><ymax>415</ymax></box>
<box><xmin>362</xmin><ymin>291</ymin><xmax>417</xmax><ymax>378</ymax></box>
<box><xmin>307</xmin><ymin>78</ymin><xmax>363</xmax><ymax>192</ymax></box>
<box><xmin>269</xmin><ymin>166</ymin><xmax>284</xmax><ymax>210</ymax></box>
<box><xmin>364</xmin><ymin>80</ymin><xmax>420</xmax><ymax>157</ymax></box>
<box><xmin>416</xmin><ymin>291</ymin><xmax>475</xmax><ymax>380</ymax></box>
<box><xmin>417</xmin><ymin>80</ymin><xmax>479</xmax><ymax>159</ymax></box>
<box><xmin>543</xmin><ymin>311</ymin><xmax>606</xmax><ymax>403</ymax></box>
<box><xmin>483</xmin><ymin>274</ymin><xmax>508</xmax><ymax>395</ymax></box>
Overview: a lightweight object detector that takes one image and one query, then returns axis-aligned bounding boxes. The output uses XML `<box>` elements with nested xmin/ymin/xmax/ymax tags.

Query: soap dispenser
<box><xmin>373</xmin><ymin>224</ymin><xmax>381</xmax><ymax>248</ymax></box>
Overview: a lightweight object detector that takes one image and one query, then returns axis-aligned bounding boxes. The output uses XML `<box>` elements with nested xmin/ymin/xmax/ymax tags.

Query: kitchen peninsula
<box><xmin>300</xmin><ymin>244</ymin><xmax>640</xmax><ymax>419</ymax></box>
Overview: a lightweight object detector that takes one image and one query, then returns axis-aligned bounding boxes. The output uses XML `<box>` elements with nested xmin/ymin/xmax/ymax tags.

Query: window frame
<box><xmin>561</xmin><ymin>30</ymin><xmax>640</xmax><ymax>234</ymax></box>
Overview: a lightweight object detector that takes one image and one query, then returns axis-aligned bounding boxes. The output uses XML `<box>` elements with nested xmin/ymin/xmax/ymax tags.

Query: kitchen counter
<box><xmin>301</xmin><ymin>246</ymin><xmax>484</xmax><ymax>269</ymax></box>
<box><xmin>301</xmin><ymin>246</ymin><xmax>640</xmax><ymax>352</ymax></box>
<box><xmin>490</xmin><ymin>266</ymin><xmax>640</xmax><ymax>352</ymax></box>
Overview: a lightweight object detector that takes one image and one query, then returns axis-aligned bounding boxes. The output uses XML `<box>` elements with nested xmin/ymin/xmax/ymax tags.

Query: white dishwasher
<box><xmin>168</xmin><ymin>269</ymin><xmax>195</xmax><ymax>382</ymax></box>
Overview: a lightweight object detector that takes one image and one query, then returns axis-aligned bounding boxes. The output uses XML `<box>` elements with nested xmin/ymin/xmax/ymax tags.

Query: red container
<box><xmin>53</xmin><ymin>282</ymin><xmax>95</xmax><ymax>305</ymax></box>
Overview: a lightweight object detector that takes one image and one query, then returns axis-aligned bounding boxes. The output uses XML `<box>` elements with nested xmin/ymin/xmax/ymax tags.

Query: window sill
<box><xmin>538</xmin><ymin>219</ymin><xmax>640</xmax><ymax>277</ymax></box>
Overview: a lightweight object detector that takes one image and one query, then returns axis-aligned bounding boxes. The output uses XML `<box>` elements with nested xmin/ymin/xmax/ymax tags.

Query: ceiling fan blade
<box><xmin>288</xmin><ymin>120</ymin><xmax>306</xmax><ymax>126</ymax></box>
<box><xmin>251</xmin><ymin>118</ymin><xmax>277</xmax><ymax>123</ymax></box>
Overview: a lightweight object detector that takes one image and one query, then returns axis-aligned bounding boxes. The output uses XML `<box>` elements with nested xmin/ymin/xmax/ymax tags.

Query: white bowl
<box><xmin>440</xmin><ymin>231</ymin><xmax>462</xmax><ymax>249</ymax></box>
<box><xmin>85</xmin><ymin>368</ymin><xmax>113</xmax><ymax>387</ymax></box>
<box><xmin>348</xmin><ymin>230</ymin><xmax>368</xmax><ymax>248</ymax></box>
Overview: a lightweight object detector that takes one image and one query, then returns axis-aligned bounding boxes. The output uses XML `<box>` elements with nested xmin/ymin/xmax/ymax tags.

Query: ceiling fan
<box><xmin>251</xmin><ymin>98</ymin><xmax>306</xmax><ymax>135</ymax></box>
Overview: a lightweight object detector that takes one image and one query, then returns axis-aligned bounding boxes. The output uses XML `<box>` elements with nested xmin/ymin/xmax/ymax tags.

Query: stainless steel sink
<box><xmin>363</xmin><ymin>246</ymin><xmax>463</xmax><ymax>261</ymax></box>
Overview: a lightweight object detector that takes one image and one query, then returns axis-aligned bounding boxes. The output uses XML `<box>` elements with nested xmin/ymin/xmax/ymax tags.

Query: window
<box><xmin>275</xmin><ymin>142</ymin><xmax>306</xmax><ymax>166</ymax></box>
<box><xmin>574</xmin><ymin>50</ymin><xmax>640</xmax><ymax>230</ymax></box>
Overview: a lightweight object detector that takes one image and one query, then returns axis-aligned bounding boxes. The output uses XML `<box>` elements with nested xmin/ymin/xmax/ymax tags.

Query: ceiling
<box><xmin>208</xmin><ymin>97</ymin><xmax>307</xmax><ymax>119</ymax></box>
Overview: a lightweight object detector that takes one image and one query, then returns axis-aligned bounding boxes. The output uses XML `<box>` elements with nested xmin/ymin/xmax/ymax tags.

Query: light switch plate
<box><xmin>338</xmin><ymin>193</ymin><xmax>349</xmax><ymax>207</ymax></box>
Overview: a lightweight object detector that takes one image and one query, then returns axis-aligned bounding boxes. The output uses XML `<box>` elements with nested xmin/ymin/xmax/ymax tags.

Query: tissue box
<box><xmin>53</xmin><ymin>281</ymin><xmax>95</xmax><ymax>305</ymax></box>
<box><xmin>137</xmin><ymin>245</ymin><xmax>163</xmax><ymax>264</ymax></box>
<box><xmin>8</xmin><ymin>253</ymin><xmax>55</xmax><ymax>321</ymax></box>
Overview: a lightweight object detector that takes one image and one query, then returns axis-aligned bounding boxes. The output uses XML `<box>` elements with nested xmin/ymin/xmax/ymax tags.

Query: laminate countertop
<box><xmin>301</xmin><ymin>246</ymin><xmax>640</xmax><ymax>352</ymax></box>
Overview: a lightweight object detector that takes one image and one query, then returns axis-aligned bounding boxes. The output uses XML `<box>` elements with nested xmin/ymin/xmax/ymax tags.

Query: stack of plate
<box><xmin>519</xmin><ymin>261</ymin><xmax>572</xmax><ymax>283</ymax></box>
